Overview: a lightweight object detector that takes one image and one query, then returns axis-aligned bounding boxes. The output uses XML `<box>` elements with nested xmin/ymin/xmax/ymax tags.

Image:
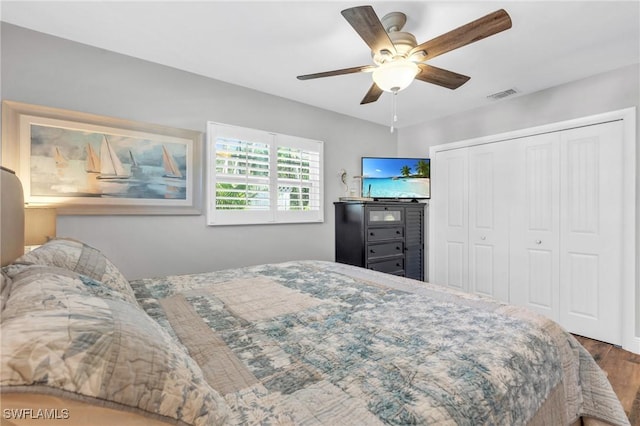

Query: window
<box><xmin>207</xmin><ymin>122</ymin><xmax>323</xmax><ymax>225</ymax></box>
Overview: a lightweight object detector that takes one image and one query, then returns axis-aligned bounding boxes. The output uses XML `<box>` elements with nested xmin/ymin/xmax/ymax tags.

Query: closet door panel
<box><xmin>468</xmin><ymin>143</ymin><xmax>510</xmax><ymax>301</ymax></box>
<box><xmin>510</xmin><ymin>133</ymin><xmax>561</xmax><ymax>320</ymax></box>
<box><xmin>433</xmin><ymin>149</ymin><xmax>468</xmax><ymax>291</ymax></box>
<box><xmin>559</xmin><ymin>121</ymin><xmax>623</xmax><ymax>344</ymax></box>
<box><xmin>446</xmin><ymin>242</ymin><xmax>466</xmax><ymax>290</ymax></box>
<box><xmin>527</xmin><ymin>249</ymin><xmax>554</xmax><ymax>308</ymax></box>
<box><xmin>566</xmin><ymin>253</ymin><xmax>599</xmax><ymax>317</ymax></box>
<box><xmin>472</xmin><ymin>245</ymin><xmax>494</xmax><ymax>296</ymax></box>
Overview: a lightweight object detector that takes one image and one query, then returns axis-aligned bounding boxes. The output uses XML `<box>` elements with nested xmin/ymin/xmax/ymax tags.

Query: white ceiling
<box><xmin>2</xmin><ymin>1</ymin><xmax>639</xmax><ymax>129</ymax></box>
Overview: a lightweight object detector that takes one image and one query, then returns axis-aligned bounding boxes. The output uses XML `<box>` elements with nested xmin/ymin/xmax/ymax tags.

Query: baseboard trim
<box><xmin>623</xmin><ymin>336</ymin><xmax>640</xmax><ymax>355</ymax></box>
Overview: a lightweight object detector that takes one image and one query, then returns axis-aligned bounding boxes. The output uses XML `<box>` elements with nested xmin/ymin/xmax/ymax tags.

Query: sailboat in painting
<box><xmin>85</xmin><ymin>143</ymin><xmax>100</xmax><ymax>173</ymax></box>
<box><xmin>97</xmin><ymin>136</ymin><xmax>130</xmax><ymax>180</ymax></box>
<box><xmin>129</xmin><ymin>150</ymin><xmax>143</xmax><ymax>178</ymax></box>
<box><xmin>54</xmin><ymin>146</ymin><xmax>68</xmax><ymax>168</ymax></box>
<box><xmin>162</xmin><ymin>145</ymin><xmax>183</xmax><ymax>179</ymax></box>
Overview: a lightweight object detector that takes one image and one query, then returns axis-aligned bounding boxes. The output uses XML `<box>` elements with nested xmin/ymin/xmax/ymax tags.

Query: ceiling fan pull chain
<box><xmin>390</xmin><ymin>90</ymin><xmax>398</xmax><ymax>133</ymax></box>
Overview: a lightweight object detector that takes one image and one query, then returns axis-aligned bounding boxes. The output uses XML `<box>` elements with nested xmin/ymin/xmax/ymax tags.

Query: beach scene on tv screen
<box><xmin>362</xmin><ymin>158</ymin><xmax>430</xmax><ymax>198</ymax></box>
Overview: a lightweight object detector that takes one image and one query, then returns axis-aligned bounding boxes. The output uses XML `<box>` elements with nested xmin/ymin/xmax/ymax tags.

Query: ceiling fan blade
<box><xmin>410</xmin><ymin>9</ymin><xmax>512</xmax><ymax>61</ymax></box>
<box><xmin>341</xmin><ymin>6</ymin><xmax>396</xmax><ymax>56</ymax></box>
<box><xmin>360</xmin><ymin>83</ymin><xmax>384</xmax><ymax>104</ymax></box>
<box><xmin>297</xmin><ymin>65</ymin><xmax>375</xmax><ymax>80</ymax></box>
<box><xmin>416</xmin><ymin>64</ymin><xmax>470</xmax><ymax>89</ymax></box>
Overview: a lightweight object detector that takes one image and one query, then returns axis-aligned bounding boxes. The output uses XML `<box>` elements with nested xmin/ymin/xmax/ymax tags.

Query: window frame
<box><xmin>207</xmin><ymin>122</ymin><xmax>324</xmax><ymax>226</ymax></box>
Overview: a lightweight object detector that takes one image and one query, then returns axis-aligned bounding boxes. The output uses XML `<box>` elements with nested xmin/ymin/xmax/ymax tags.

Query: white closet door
<box><xmin>510</xmin><ymin>133</ymin><xmax>561</xmax><ymax>320</ymax></box>
<box><xmin>468</xmin><ymin>142</ymin><xmax>511</xmax><ymax>301</ymax></box>
<box><xmin>432</xmin><ymin>148</ymin><xmax>468</xmax><ymax>291</ymax></box>
<box><xmin>559</xmin><ymin>121</ymin><xmax>623</xmax><ymax>344</ymax></box>
<box><xmin>431</xmin><ymin>110</ymin><xmax>633</xmax><ymax>349</ymax></box>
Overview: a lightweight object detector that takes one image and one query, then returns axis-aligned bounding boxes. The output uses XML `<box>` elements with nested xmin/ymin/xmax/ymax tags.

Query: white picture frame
<box><xmin>1</xmin><ymin>101</ymin><xmax>203</xmax><ymax>215</ymax></box>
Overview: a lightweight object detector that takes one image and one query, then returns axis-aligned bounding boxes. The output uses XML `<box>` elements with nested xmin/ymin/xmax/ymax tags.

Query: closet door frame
<box><xmin>429</xmin><ymin>107</ymin><xmax>637</xmax><ymax>354</ymax></box>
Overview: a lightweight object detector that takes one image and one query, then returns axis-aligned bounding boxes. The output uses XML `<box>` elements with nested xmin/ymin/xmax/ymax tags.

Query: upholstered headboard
<box><xmin>1</xmin><ymin>166</ymin><xmax>24</xmax><ymax>266</ymax></box>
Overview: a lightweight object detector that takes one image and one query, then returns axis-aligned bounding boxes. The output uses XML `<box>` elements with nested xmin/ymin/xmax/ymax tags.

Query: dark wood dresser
<box><xmin>334</xmin><ymin>201</ymin><xmax>426</xmax><ymax>280</ymax></box>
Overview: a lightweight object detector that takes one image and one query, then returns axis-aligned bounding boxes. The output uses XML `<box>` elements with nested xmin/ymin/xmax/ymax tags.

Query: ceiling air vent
<box><xmin>487</xmin><ymin>88</ymin><xmax>519</xmax><ymax>100</ymax></box>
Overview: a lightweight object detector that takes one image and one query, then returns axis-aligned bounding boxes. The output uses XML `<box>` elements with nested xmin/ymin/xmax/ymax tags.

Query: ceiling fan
<box><xmin>297</xmin><ymin>5</ymin><xmax>512</xmax><ymax>105</ymax></box>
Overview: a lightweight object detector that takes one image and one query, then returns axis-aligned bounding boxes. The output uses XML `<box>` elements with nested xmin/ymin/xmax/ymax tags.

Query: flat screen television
<box><xmin>361</xmin><ymin>157</ymin><xmax>430</xmax><ymax>200</ymax></box>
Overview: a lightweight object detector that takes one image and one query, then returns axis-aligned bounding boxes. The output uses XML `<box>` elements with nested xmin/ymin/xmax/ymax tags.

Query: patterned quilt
<box><xmin>129</xmin><ymin>260</ymin><xmax>629</xmax><ymax>425</ymax></box>
<box><xmin>1</xmin><ymin>240</ymin><xmax>629</xmax><ymax>425</ymax></box>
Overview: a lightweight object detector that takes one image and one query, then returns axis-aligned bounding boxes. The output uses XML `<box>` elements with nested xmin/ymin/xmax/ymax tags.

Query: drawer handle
<box><xmin>535</xmin><ymin>240</ymin><xmax>542</xmax><ymax>245</ymax></box>
<box><xmin>370</xmin><ymin>232</ymin><xmax>375</xmax><ymax>236</ymax></box>
<box><xmin>370</xmin><ymin>249</ymin><xmax>375</xmax><ymax>253</ymax></box>
<box><xmin>396</xmin><ymin>263</ymin><xmax>401</xmax><ymax>267</ymax></box>
<box><xmin>396</xmin><ymin>246</ymin><xmax>401</xmax><ymax>251</ymax></box>
<box><xmin>396</xmin><ymin>230</ymin><xmax>401</xmax><ymax>234</ymax></box>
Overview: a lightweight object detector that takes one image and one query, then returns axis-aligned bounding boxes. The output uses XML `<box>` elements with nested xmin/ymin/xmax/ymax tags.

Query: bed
<box><xmin>0</xmin><ymin>167</ymin><xmax>630</xmax><ymax>426</ymax></box>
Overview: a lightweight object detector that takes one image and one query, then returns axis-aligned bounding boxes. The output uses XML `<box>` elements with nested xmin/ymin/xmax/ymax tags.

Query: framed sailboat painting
<box><xmin>1</xmin><ymin>101</ymin><xmax>203</xmax><ymax>215</ymax></box>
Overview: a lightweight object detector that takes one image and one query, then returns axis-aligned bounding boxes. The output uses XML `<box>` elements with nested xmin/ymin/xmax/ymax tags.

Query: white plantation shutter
<box><xmin>215</xmin><ymin>138</ymin><xmax>270</xmax><ymax>210</ymax></box>
<box><xmin>207</xmin><ymin>123</ymin><xmax>323</xmax><ymax>225</ymax></box>
<box><xmin>276</xmin><ymin>134</ymin><xmax>322</xmax><ymax>222</ymax></box>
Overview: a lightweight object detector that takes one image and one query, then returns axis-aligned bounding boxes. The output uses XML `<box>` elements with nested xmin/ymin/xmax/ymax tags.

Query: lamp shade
<box><xmin>24</xmin><ymin>207</ymin><xmax>57</xmax><ymax>246</ymax></box>
<box><xmin>372</xmin><ymin>60</ymin><xmax>420</xmax><ymax>93</ymax></box>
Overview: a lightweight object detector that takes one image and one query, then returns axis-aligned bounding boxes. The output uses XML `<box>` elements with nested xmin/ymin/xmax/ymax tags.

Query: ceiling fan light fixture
<box><xmin>372</xmin><ymin>59</ymin><xmax>419</xmax><ymax>93</ymax></box>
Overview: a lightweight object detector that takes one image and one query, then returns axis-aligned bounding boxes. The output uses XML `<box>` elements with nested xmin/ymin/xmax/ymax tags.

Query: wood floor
<box><xmin>573</xmin><ymin>335</ymin><xmax>640</xmax><ymax>424</ymax></box>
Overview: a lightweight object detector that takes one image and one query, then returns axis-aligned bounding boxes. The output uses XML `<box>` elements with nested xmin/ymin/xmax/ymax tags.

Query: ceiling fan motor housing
<box><xmin>372</xmin><ymin>11</ymin><xmax>417</xmax><ymax>64</ymax></box>
<box><xmin>381</xmin><ymin>11</ymin><xmax>406</xmax><ymax>32</ymax></box>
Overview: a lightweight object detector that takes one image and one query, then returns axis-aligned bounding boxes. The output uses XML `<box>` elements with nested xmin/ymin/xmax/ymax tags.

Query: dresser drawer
<box><xmin>367</xmin><ymin>227</ymin><xmax>403</xmax><ymax>242</ymax></box>
<box><xmin>367</xmin><ymin>208</ymin><xmax>402</xmax><ymax>224</ymax></box>
<box><xmin>367</xmin><ymin>242</ymin><xmax>404</xmax><ymax>260</ymax></box>
<box><xmin>368</xmin><ymin>257</ymin><xmax>404</xmax><ymax>274</ymax></box>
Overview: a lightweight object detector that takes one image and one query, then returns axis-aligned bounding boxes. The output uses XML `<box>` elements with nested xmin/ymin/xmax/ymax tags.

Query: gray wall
<box><xmin>397</xmin><ymin>63</ymin><xmax>639</xmax><ymax>152</ymax></box>
<box><xmin>1</xmin><ymin>23</ymin><xmax>396</xmax><ymax>279</ymax></box>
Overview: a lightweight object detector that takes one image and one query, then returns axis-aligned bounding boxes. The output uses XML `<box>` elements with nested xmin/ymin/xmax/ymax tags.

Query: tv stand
<box><xmin>334</xmin><ymin>201</ymin><xmax>426</xmax><ymax>281</ymax></box>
